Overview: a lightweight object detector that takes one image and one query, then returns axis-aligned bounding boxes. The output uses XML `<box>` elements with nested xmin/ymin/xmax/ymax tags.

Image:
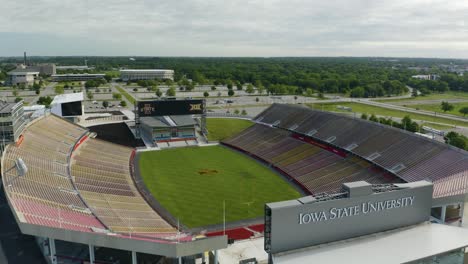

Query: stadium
<box><xmin>2</xmin><ymin>101</ymin><xmax>468</xmax><ymax>264</ymax></box>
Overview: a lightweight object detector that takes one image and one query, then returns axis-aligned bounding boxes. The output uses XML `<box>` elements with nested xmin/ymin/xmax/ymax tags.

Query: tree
<box><xmin>305</xmin><ymin>88</ymin><xmax>314</xmax><ymax>97</ymax></box>
<box><xmin>228</xmin><ymin>89</ymin><xmax>235</xmax><ymax>97</ymax></box>
<box><xmin>401</xmin><ymin>115</ymin><xmax>419</xmax><ymax>132</ymax></box>
<box><xmin>55</xmin><ymin>86</ymin><xmax>64</xmax><ymax>94</ymax></box>
<box><xmin>350</xmin><ymin>87</ymin><xmax>365</xmax><ymax>98</ymax></box>
<box><xmin>459</xmin><ymin>107</ymin><xmax>468</xmax><ymax>117</ymax></box>
<box><xmin>227</xmin><ymin>83</ymin><xmax>233</xmax><ymax>90</ymax></box>
<box><xmin>234</xmin><ymin>109</ymin><xmax>240</xmax><ymax>115</ymax></box>
<box><xmin>102</xmin><ymin>101</ymin><xmax>109</xmax><ymax>108</ymax></box>
<box><xmin>166</xmin><ymin>87</ymin><xmax>176</xmax><ymax>97</ymax></box>
<box><xmin>120</xmin><ymin>100</ymin><xmax>127</xmax><ymax>107</ymax></box>
<box><xmin>37</xmin><ymin>96</ymin><xmax>53</xmax><ymax>107</ymax></box>
<box><xmin>112</xmin><ymin>93</ymin><xmax>122</xmax><ymax>100</ymax></box>
<box><xmin>15</xmin><ymin>97</ymin><xmax>22</xmax><ymax>103</ymax></box>
<box><xmin>133</xmin><ymin>88</ymin><xmax>138</xmax><ymax>92</ymax></box>
<box><xmin>203</xmin><ymin>91</ymin><xmax>209</xmax><ymax>97</ymax></box>
<box><xmin>256</xmin><ymin>97</ymin><xmax>259</xmax><ymax>103</ymax></box>
<box><xmin>246</xmin><ymin>84</ymin><xmax>254</xmax><ymax>94</ymax></box>
<box><xmin>441</xmin><ymin>101</ymin><xmax>454</xmax><ymax>112</ymax></box>
<box><xmin>361</xmin><ymin>113</ymin><xmax>368</xmax><ymax>120</ymax></box>
<box><xmin>211</xmin><ymin>86</ymin><xmax>216</xmax><ymax>91</ymax></box>
<box><xmin>104</xmin><ymin>74</ymin><xmax>112</xmax><ymax>82</ymax></box>
<box><xmin>369</xmin><ymin>114</ymin><xmax>379</xmax><ymax>122</ymax></box>
<box><xmin>445</xmin><ymin>132</ymin><xmax>467</xmax><ymax>150</ymax></box>
<box><xmin>257</xmin><ymin>85</ymin><xmax>265</xmax><ymax>95</ymax></box>
<box><xmin>12</xmin><ymin>89</ymin><xmax>18</xmax><ymax>97</ymax></box>
<box><xmin>87</xmin><ymin>91</ymin><xmax>93</xmax><ymax>100</ymax></box>
<box><xmin>155</xmin><ymin>89</ymin><xmax>163</xmax><ymax>98</ymax></box>
<box><xmin>236</xmin><ymin>82</ymin><xmax>243</xmax><ymax>90</ymax></box>
<box><xmin>241</xmin><ymin>109</ymin><xmax>247</xmax><ymax>115</ymax></box>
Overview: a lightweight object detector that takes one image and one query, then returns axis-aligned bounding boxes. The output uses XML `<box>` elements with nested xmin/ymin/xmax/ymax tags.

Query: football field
<box><xmin>138</xmin><ymin>145</ymin><xmax>301</xmax><ymax>228</ymax></box>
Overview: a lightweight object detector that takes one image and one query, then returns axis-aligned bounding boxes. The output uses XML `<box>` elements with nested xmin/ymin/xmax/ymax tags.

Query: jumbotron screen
<box><xmin>61</xmin><ymin>101</ymin><xmax>83</xmax><ymax>116</ymax></box>
<box><xmin>137</xmin><ymin>100</ymin><xmax>204</xmax><ymax>116</ymax></box>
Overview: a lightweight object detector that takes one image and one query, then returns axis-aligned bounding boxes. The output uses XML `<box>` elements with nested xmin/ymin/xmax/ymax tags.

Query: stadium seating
<box><xmin>2</xmin><ymin>114</ymin><xmax>180</xmax><ymax>242</ymax></box>
<box><xmin>226</xmin><ymin>103</ymin><xmax>468</xmax><ymax>197</ymax></box>
<box><xmin>223</xmin><ymin>123</ymin><xmax>395</xmax><ymax>195</ymax></box>
<box><xmin>2</xmin><ymin>115</ymin><xmax>102</xmax><ymax>233</ymax></box>
<box><xmin>71</xmin><ymin>138</ymin><xmax>177</xmax><ymax>235</ymax></box>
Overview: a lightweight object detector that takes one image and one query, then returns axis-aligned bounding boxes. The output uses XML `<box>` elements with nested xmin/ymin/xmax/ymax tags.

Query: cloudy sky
<box><xmin>1</xmin><ymin>0</ymin><xmax>468</xmax><ymax>57</ymax></box>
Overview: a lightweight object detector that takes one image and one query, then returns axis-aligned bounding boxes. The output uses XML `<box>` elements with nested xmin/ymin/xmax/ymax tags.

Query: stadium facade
<box><xmin>1</xmin><ymin>103</ymin><xmax>468</xmax><ymax>263</ymax></box>
<box><xmin>0</xmin><ymin>100</ymin><xmax>26</xmax><ymax>147</ymax></box>
<box><xmin>120</xmin><ymin>69</ymin><xmax>175</xmax><ymax>81</ymax></box>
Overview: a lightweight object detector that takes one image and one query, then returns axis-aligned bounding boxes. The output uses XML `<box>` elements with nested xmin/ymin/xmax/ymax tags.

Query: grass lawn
<box><xmin>116</xmin><ymin>85</ymin><xmax>136</xmax><ymax>104</ymax></box>
<box><xmin>375</xmin><ymin>91</ymin><xmax>468</xmax><ymax>103</ymax></box>
<box><xmin>420</xmin><ymin>122</ymin><xmax>455</xmax><ymax>130</ymax></box>
<box><xmin>138</xmin><ymin>146</ymin><xmax>301</xmax><ymax>228</ymax></box>
<box><xmin>405</xmin><ymin>102</ymin><xmax>468</xmax><ymax>118</ymax></box>
<box><xmin>207</xmin><ymin>118</ymin><xmax>253</xmax><ymax>141</ymax></box>
<box><xmin>309</xmin><ymin>102</ymin><xmax>468</xmax><ymax>127</ymax></box>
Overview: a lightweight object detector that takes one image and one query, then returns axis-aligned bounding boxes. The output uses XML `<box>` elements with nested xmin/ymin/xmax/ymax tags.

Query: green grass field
<box><xmin>375</xmin><ymin>91</ymin><xmax>468</xmax><ymax>103</ymax></box>
<box><xmin>309</xmin><ymin>102</ymin><xmax>468</xmax><ymax>127</ymax></box>
<box><xmin>116</xmin><ymin>85</ymin><xmax>136</xmax><ymax>104</ymax></box>
<box><xmin>206</xmin><ymin>118</ymin><xmax>253</xmax><ymax>141</ymax></box>
<box><xmin>138</xmin><ymin>146</ymin><xmax>301</xmax><ymax>228</ymax></box>
<box><xmin>405</xmin><ymin>102</ymin><xmax>468</xmax><ymax>118</ymax></box>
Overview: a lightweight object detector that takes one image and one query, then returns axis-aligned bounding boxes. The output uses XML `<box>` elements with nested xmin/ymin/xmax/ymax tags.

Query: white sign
<box><xmin>299</xmin><ymin>196</ymin><xmax>415</xmax><ymax>225</ymax></box>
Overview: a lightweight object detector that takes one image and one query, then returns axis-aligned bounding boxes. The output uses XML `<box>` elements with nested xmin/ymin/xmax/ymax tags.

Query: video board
<box><xmin>61</xmin><ymin>101</ymin><xmax>83</xmax><ymax>116</ymax></box>
<box><xmin>137</xmin><ymin>100</ymin><xmax>204</xmax><ymax>116</ymax></box>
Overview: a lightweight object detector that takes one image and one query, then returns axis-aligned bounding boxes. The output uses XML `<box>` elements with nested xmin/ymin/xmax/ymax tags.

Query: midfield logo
<box><xmin>189</xmin><ymin>104</ymin><xmax>202</xmax><ymax>111</ymax></box>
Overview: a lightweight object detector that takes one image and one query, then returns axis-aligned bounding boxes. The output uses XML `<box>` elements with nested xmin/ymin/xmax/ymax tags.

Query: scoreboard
<box><xmin>137</xmin><ymin>99</ymin><xmax>204</xmax><ymax>116</ymax></box>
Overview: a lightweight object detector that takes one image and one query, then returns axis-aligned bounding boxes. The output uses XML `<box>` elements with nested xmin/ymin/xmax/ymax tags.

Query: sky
<box><xmin>1</xmin><ymin>0</ymin><xmax>468</xmax><ymax>58</ymax></box>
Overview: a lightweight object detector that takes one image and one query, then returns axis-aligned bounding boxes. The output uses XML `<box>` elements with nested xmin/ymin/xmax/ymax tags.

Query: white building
<box><xmin>412</xmin><ymin>74</ymin><xmax>439</xmax><ymax>80</ymax></box>
<box><xmin>51</xmin><ymin>92</ymin><xmax>84</xmax><ymax>120</ymax></box>
<box><xmin>120</xmin><ymin>69</ymin><xmax>174</xmax><ymax>81</ymax></box>
<box><xmin>6</xmin><ymin>70</ymin><xmax>39</xmax><ymax>86</ymax></box>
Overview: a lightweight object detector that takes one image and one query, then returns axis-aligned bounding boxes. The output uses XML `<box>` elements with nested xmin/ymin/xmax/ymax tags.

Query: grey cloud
<box><xmin>0</xmin><ymin>0</ymin><xmax>468</xmax><ymax>57</ymax></box>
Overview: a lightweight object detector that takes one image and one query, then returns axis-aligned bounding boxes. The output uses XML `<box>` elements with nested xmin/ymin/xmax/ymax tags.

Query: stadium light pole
<box><xmin>223</xmin><ymin>200</ymin><xmax>226</xmax><ymax>236</ymax></box>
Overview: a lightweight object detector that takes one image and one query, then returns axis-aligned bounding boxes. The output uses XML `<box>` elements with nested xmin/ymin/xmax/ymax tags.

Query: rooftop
<box><xmin>0</xmin><ymin>101</ymin><xmax>21</xmax><ymax>114</ymax></box>
<box><xmin>273</xmin><ymin>222</ymin><xmax>468</xmax><ymax>264</ymax></box>
<box><xmin>51</xmin><ymin>74</ymin><xmax>105</xmax><ymax>77</ymax></box>
<box><xmin>7</xmin><ymin>68</ymin><xmax>40</xmax><ymax>75</ymax></box>
<box><xmin>120</xmin><ymin>69</ymin><xmax>174</xmax><ymax>72</ymax></box>
<box><xmin>140</xmin><ymin>115</ymin><xmax>196</xmax><ymax>128</ymax></box>
<box><xmin>51</xmin><ymin>92</ymin><xmax>84</xmax><ymax>105</ymax></box>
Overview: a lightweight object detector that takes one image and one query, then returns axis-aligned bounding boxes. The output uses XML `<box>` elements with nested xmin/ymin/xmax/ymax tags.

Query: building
<box><xmin>412</xmin><ymin>74</ymin><xmax>439</xmax><ymax>80</ymax></box>
<box><xmin>264</xmin><ymin>181</ymin><xmax>468</xmax><ymax>264</ymax></box>
<box><xmin>140</xmin><ymin>115</ymin><xmax>197</xmax><ymax>142</ymax></box>
<box><xmin>56</xmin><ymin>65</ymin><xmax>94</xmax><ymax>71</ymax></box>
<box><xmin>27</xmin><ymin>64</ymin><xmax>56</xmax><ymax>76</ymax></box>
<box><xmin>5</xmin><ymin>69</ymin><xmax>39</xmax><ymax>86</ymax></box>
<box><xmin>120</xmin><ymin>69</ymin><xmax>174</xmax><ymax>81</ymax></box>
<box><xmin>0</xmin><ymin>100</ymin><xmax>26</xmax><ymax>146</ymax></box>
<box><xmin>51</xmin><ymin>73</ymin><xmax>105</xmax><ymax>82</ymax></box>
<box><xmin>50</xmin><ymin>92</ymin><xmax>84</xmax><ymax>121</ymax></box>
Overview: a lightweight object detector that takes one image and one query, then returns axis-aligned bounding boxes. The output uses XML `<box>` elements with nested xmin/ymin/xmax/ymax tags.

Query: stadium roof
<box><xmin>273</xmin><ymin>223</ymin><xmax>468</xmax><ymax>264</ymax></box>
<box><xmin>51</xmin><ymin>92</ymin><xmax>84</xmax><ymax>105</ymax></box>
